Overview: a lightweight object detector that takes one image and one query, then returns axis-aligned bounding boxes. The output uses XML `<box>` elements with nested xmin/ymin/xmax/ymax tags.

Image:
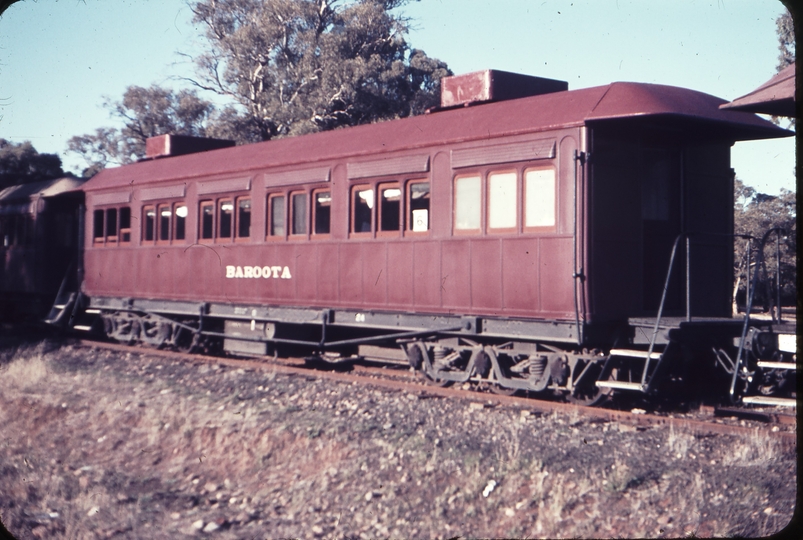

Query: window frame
<box><xmin>173</xmin><ymin>203</ymin><xmax>187</xmax><ymax>243</ymax></box>
<box><xmin>522</xmin><ymin>166</ymin><xmax>558</xmax><ymax>233</ymax></box>
<box><xmin>289</xmin><ymin>190</ymin><xmax>308</xmax><ymax>238</ymax></box>
<box><xmin>266</xmin><ymin>192</ymin><xmax>287</xmax><ymax>241</ymax></box>
<box><xmin>156</xmin><ymin>203</ymin><xmax>172</xmax><ymax>245</ymax></box>
<box><xmin>216</xmin><ymin>198</ymin><xmax>235</xmax><ymax>243</ymax></box>
<box><xmin>92</xmin><ymin>206</ymin><xmax>132</xmax><ymax>247</ymax></box>
<box><xmin>235</xmin><ymin>196</ymin><xmax>252</xmax><ymax>243</ymax></box>
<box><xmin>486</xmin><ymin>169</ymin><xmax>519</xmax><ymax>234</ymax></box>
<box><xmin>377</xmin><ymin>182</ymin><xmax>402</xmax><ymax>238</ymax></box>
<box><xmin>404</xmin><ymin>179</ymin><xmax>430</xmax><ymax>236</ymax></box>
<box><xmin>199</xmin><ymin>200</ymin><xmax>215</xmax><ymax>243</ymax></box>
<box><xmin>311</xmin><ymin>188</ymin><xmax>331</xmax><ymax>238</ymax></box>
<box><xmin>453</xmin><ymin>173</ymin><xmax>483</xmax><ymax>235</ymax></box>
<box><xmin>350</xmin><ymin>184</ymin><xmax>374</xmax><ymax>238</ymax></box>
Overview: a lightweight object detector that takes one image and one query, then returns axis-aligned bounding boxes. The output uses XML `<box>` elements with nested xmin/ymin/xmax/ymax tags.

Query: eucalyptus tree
<box><xmin>186</xmin><ymin>0</ymin><xmax>450</xmax><ymax>141</ymax></box>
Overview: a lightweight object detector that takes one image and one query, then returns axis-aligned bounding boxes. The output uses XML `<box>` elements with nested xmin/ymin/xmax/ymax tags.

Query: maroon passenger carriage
<box><xmin>60</xmin><ymin>70</ymin><xmax>793</xmax><ymax>405</ymax></box>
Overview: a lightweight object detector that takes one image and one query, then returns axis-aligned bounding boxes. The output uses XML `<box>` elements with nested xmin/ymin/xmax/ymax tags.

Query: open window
<box><xmin>119</xmin><ymin>207</ymin><xmax>131</xmax><ymax>244</ymax></box>
<box><xmin>157</xmin><ymin>204</ymin><xmax>171</xmax><ymax>243</ymax></box>
<box><xmin>200</xmin><ymin>201</ymin><xmax>214</xmax><ymax>241</ymax></box>
<box><xmin>312</xmin><ymin>190</ymin><xmax>331</xmax><ymax>236</ymax></box>
<box><xmin>217</xmin><ymin>199</ymin><xmax>234</xmax><ymax>241</ymax></box>
<box><xmin>174</xmin><ymin>204</ymin><xmax>187</xmax><ymax>241</ymax></box>
<box><xmin>378</xmin><ymin>183</ymin><xmax>401</xmax><ymax>235</ymax></box>
<box><xmin>93</xmin><ymin>209</ymin><xmax>105</xmax><ymax>244</ymax></box>
<box><xmin>93</xmin><ymin>206</ymin><xmax>131</xmax><ymax>246</ymax></box>
<box><xmin>143</xmin><ymin>206</ymin><xmax>156</xmax><ymax>243</ymax></box>
<box><xmin>236</xmin><ymin>197</ymin><xmax>251</xmax><ymax>240</ymax></box>
<box><xmin>351</xmin><ymin>185</ymin><xmax>373</xmax><ymax>236</ymax></box>
<box><xmin>406</xmin><ymin>180</ymin><xmax>430</xmax><ymax>234</ymax></box>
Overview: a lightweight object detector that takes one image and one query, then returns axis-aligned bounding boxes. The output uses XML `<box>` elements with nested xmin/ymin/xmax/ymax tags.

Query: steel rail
<box><xmin>70</xmin><ymin>339</ymin><xmax>797</xmax><ymax>449</ymax></box>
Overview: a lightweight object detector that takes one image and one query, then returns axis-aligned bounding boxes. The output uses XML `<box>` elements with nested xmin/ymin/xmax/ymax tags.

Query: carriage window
<box><xmin>313</xmin><ymin>190</ymin><xmax>331</xmax><ymax>235</ymax></box>
<box><xmin>407</xmin><ymin>181</ymin><xmax>430</xmax><ymax>233</ymax></box>
<box><xmin>158</xmin><ymin>205</ymin><xmax>171</xmax><ymax>242</ymax></box>
<box><xmin>524</xmin><ymin>168</ymin><xmax>556</xmax><ymax>229</ymax></box>
<box><xmin>352</xmin><ymin>185</ymin><xmax>373</xmax><ymax>234</ymax></box>
<box><xmin>93</xmin><ymin>209</ymin><xmax>104</xmax><ymax>243</ymax></box>
<box><xmin>290</xmin><ymin>192</ymin><xmax>307</xmax><ymax>235</ymax></box>
<box><xmin>200</xmin><ymin>201</ymin><xmax>214</xmax><ymax>240</ymax></box>
<box><xmin>143</xmin><ymin>206</ymin><xmax>156</xmax><ymax>242</ymax></box>
<box><xmin>119</xmin><ymin>207</ymin><xmax>131</xmax><ymax>243</ymax></box>
<box><xmin>105</xmin><ymin>208</ymin><xmax>118</xmax><ymax>242</ymax></box>
<box><xmin>218</xmin><ymin>199</ymin><xmax>234</xmax><ymax>240</ymax></box>
<box><xmin>454</xmin><ymin>175</ymin><xmax>481</xmax><ymax>232</ymax></box>
<box><xmin>237</xmin><ymin>198</ymin><xmax>251</xmax><ymax>239</ymax></box>
<box><xmin>488</xmin><ymin>171</ymin><xmax>517</xmax><ymax>231</ymax></box>
<box><xmin>379</xmin><ymin>183</ymin><xmax>401</xmax><ymax>232</ymax></box>
<box><xmin>268</xmin><ymin>194</ymin><xmax>285</xmax><ymax>238</ymax></box>
<box><xmin>174</xmin><ymin>204</ymin><xmax>187</xmax><ymax>241</ymax></box>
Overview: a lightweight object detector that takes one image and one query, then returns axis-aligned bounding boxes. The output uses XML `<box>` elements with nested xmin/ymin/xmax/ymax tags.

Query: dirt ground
<box><xmin>0</xmin><ymin>335</ymin><xmax>797</xmax><ymax>539</ymax></box>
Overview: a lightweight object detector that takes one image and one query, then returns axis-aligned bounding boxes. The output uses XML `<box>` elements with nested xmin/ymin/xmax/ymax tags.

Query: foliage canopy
<box><xmin>0</xmin><ymin>139</ymin><xmax>64</xmax><ymax>190</ymax></box>
<box><xmin>186</xmin><ymin>0</ymin><xmax>450</xmax><ymax>141</ymax></box>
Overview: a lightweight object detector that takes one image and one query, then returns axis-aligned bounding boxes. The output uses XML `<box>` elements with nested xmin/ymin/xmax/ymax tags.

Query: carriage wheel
<box><xmin>170</xmin><ymin>324</ymin><xmax>198</xmax><ymax>353</ymax></box>
<box><xmin>568</xmin><ymin>362</ymin><xmax>613</xmax><ymax>406</ymax></box>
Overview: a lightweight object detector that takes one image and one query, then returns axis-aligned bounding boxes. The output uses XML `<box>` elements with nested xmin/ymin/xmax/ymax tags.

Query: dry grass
<box><xmin>0</xmin><ymin>341</ymin><xmax>796</xmax><ymax>539</ymax></box>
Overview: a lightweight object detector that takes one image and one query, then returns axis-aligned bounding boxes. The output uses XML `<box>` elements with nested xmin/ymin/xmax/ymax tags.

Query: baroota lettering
<box><xmin>225</xmin><ymin>265</ymin><xmax>292</xmax><ymax>279</ymax></box>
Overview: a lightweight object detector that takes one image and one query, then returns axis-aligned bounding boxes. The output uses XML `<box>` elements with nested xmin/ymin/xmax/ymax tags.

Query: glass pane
<box><xmin>488</xmin><ymin>172</ymin><xmax>517</xmax><ymax>229</ymax></box>
<box><xmin>291</xmin><ymin>193</ymin><xmax>307</xmax><ymax>235</ymax></box>
<box><xmin>525</xmin><ymin>169</ymin><xmax>556</xmax><ymax>228</ymax></box>
<box><xmin>237</xmin><ymin>198</ymin><xmax>251</xmax><ymax>238</ymax></box>
<box><xmin>219</xmin><ymin>200</ymin><xmax>233</xmax><ymax>239</ymax></box>
<box><xmin>159</xmin><ymin>206</ymin><xmax>171</xmax><ymax>241</ymax></box>
<box><xmin>174</xmin><ymin>205</ymin><xmax>187</xmax><ymax>240</ymax></box>
<box><xmin>120</xmin><ymin>207</ymin><xmax>131</xmax><ymax>242</ymax></box>
<box><xmin>408</xmin><ymin>182</ymin><xmax>430</xmax><ymax>231</ymax></box>
<box><xmin>201</xmin><ymin>204</ymin><xmax>214</xmax><ymax>239</ymax></box>
<box><xmin>353</xmin><ymin>188</ymin><xmax>373</xmax><ymax>233</ymax></box>
<box><xmin>144</xmin><ymin>207</ymin><xmax>156</xmax><ymax>241</ymax></box>
<box><xmin>270</xmin><ymin>196</ymin><xmax>285</xmax><ymax>236</ymax></box>
<box><xmin>379</xmin><ymin>185</ymin><xmax>401</xmax><ymax>231</ymax></box>
<box><xmin>454</xmin><ymin>176</ymin><xmax>481</xmax><ymax>230</ymax></box>
<box><xmin>93</xmin><ymin>209</ymin><xmax>104</xmax><ymax>240</ymax></box>
<box><xmin>314</xmin><ymin>191</ymin><xmax>331</xmax><ymax>235</ymax></box>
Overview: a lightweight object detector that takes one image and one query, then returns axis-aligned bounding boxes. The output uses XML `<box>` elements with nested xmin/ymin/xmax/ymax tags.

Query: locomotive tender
<box><xmin>51</xmin><ymin>70</ymin><xmax>793</xmax><ymax>405</ymax></box>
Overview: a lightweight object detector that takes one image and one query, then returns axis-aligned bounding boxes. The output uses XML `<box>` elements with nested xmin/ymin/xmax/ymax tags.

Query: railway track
<box><xmin>71</xmin><ymin>338</ymin><xmax>797</xmax><ymax>449</ymax></box>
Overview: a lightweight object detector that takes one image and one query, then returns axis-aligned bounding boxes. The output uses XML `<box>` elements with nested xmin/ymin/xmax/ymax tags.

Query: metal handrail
<box><xmin>642</xmin><ymin>231</ymin><xmax>755</xmax><ymax>388</ymax></box>
<box><xmin>728</xmin><ymin>227</ymin><xmax>787</xmax><ymax>403</ymax></box>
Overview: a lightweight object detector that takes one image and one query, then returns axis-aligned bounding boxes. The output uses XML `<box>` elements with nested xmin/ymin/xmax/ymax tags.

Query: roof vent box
<box><xmin>440</xmin><ymin>70</ymin><xmax>568</xmax><ymax>108</ymax></box>
<box><xmin>145</xmin><ymin>134</ymin><xmax>236</xmax><ymax>159</ymax></box>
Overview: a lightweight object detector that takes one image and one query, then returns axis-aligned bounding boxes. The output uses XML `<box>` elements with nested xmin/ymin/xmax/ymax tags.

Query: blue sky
<box><xmin>0</xmin><ymin>0</ymin><xmax>794</xmax><ymax>194</ymax></box>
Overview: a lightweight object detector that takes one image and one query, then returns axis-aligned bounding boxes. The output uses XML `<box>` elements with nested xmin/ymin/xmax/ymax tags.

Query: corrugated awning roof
<box><xmin>720</xmin><ymin>63</ymin><xmax>796</xmax><ymax>116</ymax></box>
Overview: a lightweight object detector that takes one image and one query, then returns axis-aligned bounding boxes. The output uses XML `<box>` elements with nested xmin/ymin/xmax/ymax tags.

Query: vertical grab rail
<box><xmin>640</xmin><ymin>233</ymin><xmax>685</xmax><ymax>386</ymax></box>
<box><xmin>728</xmin><ymin>227</ymin><xmax>786</xmax><ymax>403</ymax></box>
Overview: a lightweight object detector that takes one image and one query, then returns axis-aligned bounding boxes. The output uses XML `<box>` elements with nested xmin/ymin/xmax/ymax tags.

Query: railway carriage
<box><xmin>0</xmin><ymin>177</ymin><xmax>85</xmax><ymax>321</ymax></box>
<box><xmin>63</xmin><ymin>70</ymin><xmax>792</xmax><ymax>405</ymax></box>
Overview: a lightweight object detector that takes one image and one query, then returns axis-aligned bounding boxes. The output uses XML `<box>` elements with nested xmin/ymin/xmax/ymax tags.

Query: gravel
<box><xmin>0</xmin><ymin>334</ymin><xmax>797</xmax><ymax>538</ymax></box>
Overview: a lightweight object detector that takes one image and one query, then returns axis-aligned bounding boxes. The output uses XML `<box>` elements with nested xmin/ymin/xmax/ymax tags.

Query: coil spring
<box><xmin>433</xmin><ymin>347</ymin><xmax>449</xmax><ymax>362</ymax></box>
<box><xmin>528</xmin><ymin>356</ymin><xmax>548</xmax><ymax>380</ymax></box>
